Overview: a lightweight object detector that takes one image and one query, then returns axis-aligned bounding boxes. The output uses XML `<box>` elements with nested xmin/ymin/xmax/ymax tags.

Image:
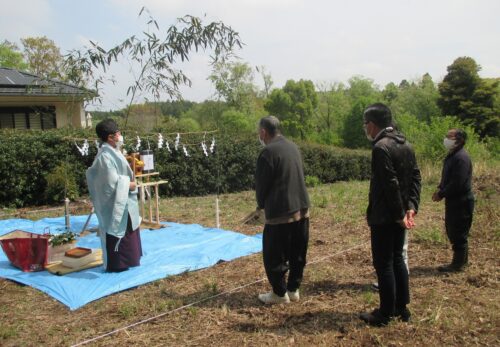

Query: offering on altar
<box><xmin>126</xmin><ymin>153</ymin><xmax>145</xmax><ymax>175</ymax></box>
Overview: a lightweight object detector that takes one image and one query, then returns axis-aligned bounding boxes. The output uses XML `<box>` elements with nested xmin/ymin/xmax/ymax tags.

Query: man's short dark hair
<box><xmin>454</xmin><ymin>128</ymin><xmax>467</xmax><ymax>145</ymax></box>
<box><xmin>95</xmin><ymin>118</ymin><xmax>119</xmax><ymax>142</ymax></box>
<box><xmin>259</xmin><ymin>115</ymin><xmax>281</xmax><ymax>137</ymax></box>
<box><xmin>363</xmin><ymin>103</ymin><xmax>393</xmax><ymax>128</ymax></box>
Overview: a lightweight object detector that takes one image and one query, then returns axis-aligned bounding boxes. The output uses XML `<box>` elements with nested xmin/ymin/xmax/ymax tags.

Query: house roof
<box><xmin>0</xmin><ymin>67</ymin><xmax>95</xmax><ymax>98</ymax></box>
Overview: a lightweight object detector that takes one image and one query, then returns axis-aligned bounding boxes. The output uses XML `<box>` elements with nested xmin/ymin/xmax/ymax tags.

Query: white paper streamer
<box><xmin>75</xmin><ymin>139</ymin><xmax>89</xmax><ymax>156</ymax></box>
<box><xmin>135</xmin><ymin>136</ymin><xmax>141</xmax><ymax>152</ymax></box>
<box><xmin>210</xmin><ymin>137</ymin><xmax>216</xmax><ymax>153</ymax></box>
<box><xmin>75</xmin><ymin>142</ymin><xmax>84</xmax><ymax>156</ymax></box>
<box><xmin>158</xmin><ymin>133</ymin><xmax>163</xmax><ymax>149</ymax></box>
<box><xmin>201</xmin><ymin>142</ymin><xmax>208</xmax><ymax>157</ymax></box>
<box><xmin>174</xmin><ymin>133</ymin><xmax>180</xmax><ymax>151</ymax></box>
<box><xmin>182</xmin><ymin>145</ymin><xmax>190</xmax><ymax>157</ymax></box>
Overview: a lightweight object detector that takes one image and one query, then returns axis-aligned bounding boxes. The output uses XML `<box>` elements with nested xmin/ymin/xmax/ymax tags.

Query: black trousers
<box><xmin>370</xmin><ymin>223</ymin><xmax>409</xmax><ymax>317</ymax></box>
<box><xmin>262</xmin><ymin>218</ymin><xmax>309</xmax><ymax>296</ymax></box>
<box><xmin>445</xmin><ymin>194</ymin><xmax>474</xmax><ymax>253</ymax></box>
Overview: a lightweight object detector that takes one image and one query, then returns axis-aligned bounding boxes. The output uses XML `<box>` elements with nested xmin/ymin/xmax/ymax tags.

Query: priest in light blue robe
<box><xmin>86</xmin><ymin>119</ymin><xmax>142</xmax><ymax>272</ymax></box>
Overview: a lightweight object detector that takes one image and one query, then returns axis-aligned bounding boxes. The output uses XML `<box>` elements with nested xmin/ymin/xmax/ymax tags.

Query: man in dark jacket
<box><xmin>255</xmin><ymin>115</ymin><xmax>310</xmax><ymax>305</ymax></box>
<box><xmin>432</xmin><ymin>129</ymin><xmax>474</xmax><ymax>272</ymax></box>
<box><xmin>360</xmin><ymin>103</ymin><xmax>421</xmax><ymax>326</ymax></box>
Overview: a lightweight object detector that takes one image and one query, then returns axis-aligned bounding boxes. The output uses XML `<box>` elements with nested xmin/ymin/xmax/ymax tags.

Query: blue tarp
<box><xmin>0</xmin><ymin>216</ymin><xmax>262</xmax><ymax>310</ymax></box>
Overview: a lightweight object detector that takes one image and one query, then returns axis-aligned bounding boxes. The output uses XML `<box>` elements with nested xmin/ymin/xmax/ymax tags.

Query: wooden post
<box><xmin>154</xmin><ymin>184</ymin><xmax>160</xmax><ymax>224</ymax></box>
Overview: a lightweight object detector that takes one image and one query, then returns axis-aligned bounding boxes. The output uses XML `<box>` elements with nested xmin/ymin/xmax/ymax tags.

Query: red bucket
<box><xmin>0</xmin><ymin>230</ymin><xmax>49</xmax><ymax>272</ymax></box>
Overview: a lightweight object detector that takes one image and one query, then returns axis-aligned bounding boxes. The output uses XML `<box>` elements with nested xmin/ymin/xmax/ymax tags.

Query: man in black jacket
<box><xmin>432</xmin><ymin>129</ymin><xmax>474</xmax><ymax>272</ymax></box>
<box><xmin>255</xmin><ymin>115</ymin><xmax>310</xmax><ymax>305</ymax></box>
<box><xmin>360</xmin><ymin>103</ymin><xmax>421</xmax><ymax>326</ymax></box>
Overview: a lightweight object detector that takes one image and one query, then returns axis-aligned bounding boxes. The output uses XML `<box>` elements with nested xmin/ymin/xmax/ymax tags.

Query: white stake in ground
<box><xmin>215</xmin><ymin>196</ymin><xmax>220</xmax><ymax>228</ymax></box>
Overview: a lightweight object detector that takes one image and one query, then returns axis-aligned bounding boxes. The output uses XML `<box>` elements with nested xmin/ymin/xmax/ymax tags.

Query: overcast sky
<box><xmin>1</xmin><ymin>0</ymin><xmax>499</xmax><ymax>111</ymax></box>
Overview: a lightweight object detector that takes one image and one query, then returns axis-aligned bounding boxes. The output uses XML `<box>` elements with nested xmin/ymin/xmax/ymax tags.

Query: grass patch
<box><xmin>118</xmin><ymin>300</ymin><xmax>139</xmax><ymax>319</ymax></box>
<box><xmin>0</xmin><ymin>165</ymin><xmax>498</xmax><ymax>346</ymax></box>
<box><xmin>0</xmin><ymin>326</ymin><xmax>17</xmax><ymax>340</ymax></box>
<box><xmin>413</xmin><ymin>227</ymin><xmax>446</xmax><ymax>244</ymax></box>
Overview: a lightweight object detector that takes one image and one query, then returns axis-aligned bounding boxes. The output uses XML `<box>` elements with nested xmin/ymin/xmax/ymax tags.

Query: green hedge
<box><xmin>0</xmin><ymin>130</ymin><xmax>370</xmax><ymax>207</ymax></box>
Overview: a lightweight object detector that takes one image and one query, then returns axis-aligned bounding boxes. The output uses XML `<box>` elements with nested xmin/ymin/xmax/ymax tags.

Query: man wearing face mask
<box><xmin>432</xmin><ymin>129</ymin><xmax>474</xmax><ymax>272</ymax></box>
<box><xmin>86</xmin><ymin>118</ymin><xmax>142</xmax><ymax>272</ymax></box>
<box><xmin>255</xmin><ymin>115</ymin><xmax>310</xmax><ymax>304</ymax></box>
<box><xmin>360</xmin><ymin>103</ymin><xmax>421</xmax><ymax>326</ymax></box>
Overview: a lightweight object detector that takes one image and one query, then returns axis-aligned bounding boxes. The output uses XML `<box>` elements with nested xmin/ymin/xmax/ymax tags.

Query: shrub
<box><xmin>394</xmin><ymin>114</ymin><xmax>492</xmax><ymax>164</ymax></box>
<box><xmin>299</xmin><ymin>142</ymin><xmax>371</xmax><ymax>182</ymax></box>
<box><xmin>305</xmin><ymin>175</ymin><xmax>321</xmax><ymax>187</ymax></box>
<box><xmin>0</xmin><ymin>130</ymin><xmax>371</xmax><ymax>207</ymax></box>
<box><xmin>0</xmin><ymin>128</ymin><xmax>96</xmax><ymax>207</ymax></box>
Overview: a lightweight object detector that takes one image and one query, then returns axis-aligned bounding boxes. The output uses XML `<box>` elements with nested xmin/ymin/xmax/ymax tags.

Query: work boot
<box><xmin>395</xmin><ymin>306</ymin><xmax>411</xmax><ymax>322</ymax></box>
<box><xmin>258</xmin><ymin>291</ymin><xmax>290</xmax><ymax>305</ymax></box>
<box><xmin>438</xmin><ymin>248</ymin><xmax>467</xmax><ymax>272</ymax></box>
<box><xmin>359</xmin><ymin>308</ymin><xmax>391</xmax><ymax>327</ymax></box>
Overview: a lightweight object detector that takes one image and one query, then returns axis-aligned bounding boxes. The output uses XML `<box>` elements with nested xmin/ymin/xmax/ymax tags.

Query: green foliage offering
<box><xmin>48</xmin><ymin>231</ymin><xmax>77</xmax><ymax>246</ymax></box>
<box><xmin>44</xmin><ymin>163</ymin><xmax>79</xmax><ymax>203</ymax></box>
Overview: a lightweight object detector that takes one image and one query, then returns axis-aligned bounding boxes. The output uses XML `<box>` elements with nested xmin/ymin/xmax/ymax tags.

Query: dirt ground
<box><xmin>0</xmin><ymin>172</ymin><xmax>498</xmax><ymax>347</ymax></box>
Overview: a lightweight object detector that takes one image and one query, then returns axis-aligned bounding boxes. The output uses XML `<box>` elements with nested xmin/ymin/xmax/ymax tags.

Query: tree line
<box><xmin>1</xmin><ymin>10</ymin><xmax>498</xmax><ymax>150</ymax></box>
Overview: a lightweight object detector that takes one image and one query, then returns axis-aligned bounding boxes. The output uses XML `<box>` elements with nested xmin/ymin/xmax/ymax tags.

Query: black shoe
<box><xmin>438</xmin><ymin>263</ymin><xmax>464</xmax><ymax>273</ymax></box>
<box><xmin>395</xmin><ymin>307</ymin><xmax>411</xmax><ymax>322</ymax></box>
<box><xmin>359</xmin><ymin>309</ymin><xmax>390</xmax><ymax>327</ymax></box>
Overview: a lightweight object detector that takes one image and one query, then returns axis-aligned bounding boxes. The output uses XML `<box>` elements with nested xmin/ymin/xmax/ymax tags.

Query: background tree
<box><xmin>65</xmin><ymin>8</ymin><xmax>242</xmax><ymax>128</ymax></box>
<box><xmin>382</xmin><ymin>82</ymin><xmax>399</xmax><ymax>103</ymax></box>
<box><xmin>314</xmin><ymin>82</ymin><xmax>350</xmax><ymax>145</ymax></box>
<box><xmin>340</xmin><ymin>77</ymin><xmax>381</xmax><ymax>148</ymax></box>
<box><xmin>342</xmin><ymin>95</ymin><xmax>379</xmax><ymax>149</ymax></box>
<box><xmin>256</xmin><ymin>65</ymin><xmax>273</xmax><ymax>98</ymax></box>
<box><xmin>0</xmin><ymin>40</ymin><xmax>28</xmax><ymax>70</ymax></box>
<box><xmin>264</xmin><ymin>79</ymin><xmax>318</xmax><ymax>139</ymax></box>
<box><xmin>438</xmin><ymin>56</ymin><xmax>498</xmax><ymax>137</ymax></box>
<box><xmin>21</xmin><ymin>36</ymin><xmax>64</xmax><ymax>79</ymax></box>
<box><xmin>209</xmin><ymin>61</ymin><xmax>257</xmax><ymax>114</ymax></box>
<box><xmin>389</xmin><ymin>73</ymin><xmax>441</xmax><ymax>122</ymax></box>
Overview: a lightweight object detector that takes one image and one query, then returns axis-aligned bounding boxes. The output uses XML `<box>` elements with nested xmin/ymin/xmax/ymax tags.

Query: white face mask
<box><xmin>258</xmin><ymin>134</ymin><xmax>266</xmax><ymax>147</ymax></box>
<box><xmin>116</xmin><ymin>135</ymin><xmax>124</xmax><ymax>149</ymax></box>
<box><xmin>364</xmin><ymin>124</ymin><xmax>374</xmax><ymax>141</ymax></box>
<box><xmin>443</xmin><ymin>137</ymin><xmax>456</xmax><ymax>150</ymax></box>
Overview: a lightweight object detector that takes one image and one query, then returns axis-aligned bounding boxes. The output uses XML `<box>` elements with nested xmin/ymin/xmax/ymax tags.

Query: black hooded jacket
<box><xmin>437</xmin><ymin>146</ymin><xmax>473</xmax><ymax>200</ymax></box>
<box><xmin>367</xmin><ymin>128</ymin><xmax>422</xmax><ymax>226</ymax></box>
